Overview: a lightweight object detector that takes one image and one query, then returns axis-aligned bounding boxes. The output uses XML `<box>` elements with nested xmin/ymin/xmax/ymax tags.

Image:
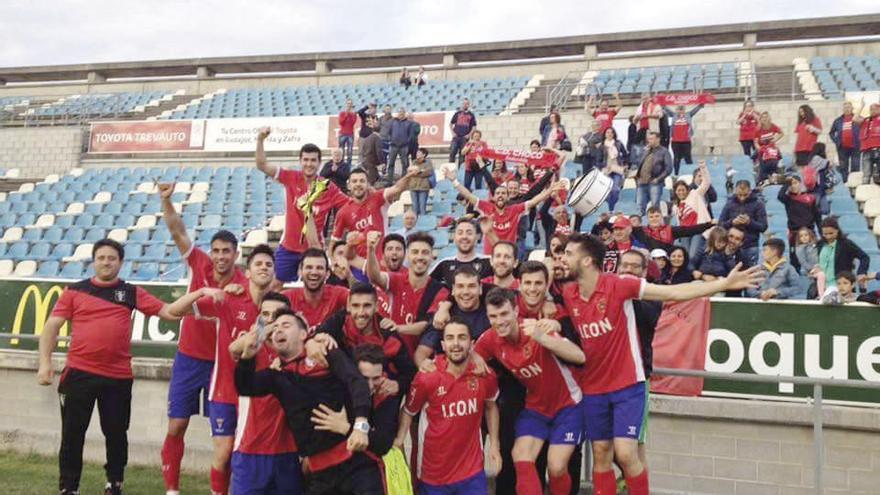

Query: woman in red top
<box><xmin>736</xmin><ymin>100</ymin><xmax>759</xmax><ymax>158</ymax></box>
<box><xmin>794</xmin><ymin>105</ymin><xmax>822</xmax><ymax>166</ymax></box>
<box><xmin>857</xmin><ymin>103</ymin><xmax>880</xmax><ymax>185</ymax></box>
<box><xmin>461</xmin><ymin>129</ymin><xmax>488</xmax><ymax>191</ymax></box>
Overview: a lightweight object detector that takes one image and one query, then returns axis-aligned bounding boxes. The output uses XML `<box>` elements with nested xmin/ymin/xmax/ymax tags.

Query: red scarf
<box><xmin>474</xmin><ymin>147</ymin><xmax>560</xmax><ymax>170</ymax></box>
<box><xmin>652</xmin><ymin>93</ymin><xmax>716</xmax><ymax>105</ymax></box>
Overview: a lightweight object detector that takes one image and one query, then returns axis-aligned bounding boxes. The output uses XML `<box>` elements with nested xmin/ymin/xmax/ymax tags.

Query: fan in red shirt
<box><xmin>281</xmin><ymin>248</ymin><xmax>350</xmax><ymax>330</ymax></box>
<box><xmin>394</xmin><ymin>318</ymin><xmax>502</xmax><ymax>494</ymax></box>
<box><xmin>481</xmin><ymin>240</ymin><xmax>520</xmax><ymax>290</ymax></box>
<box><xmin>338</xmin><ymin>99</ymin><xmax>357</xmax><ymax>165</ymax></box>
<box><xmin>736</xmin><ymin>100</ymin><xmax>759</xmax><ymax>157</ymax></box>
<box><xmin>587</xmin><ymin>92</ymin><xmax>622</xmax><ymax>134</ymax></box>
<box><xmin>475</xmin><ymin>288</ymin><xmax>584</xmax><ymax>495</ymax></box>
<box><xmin>752</xmin><ymin>111</ymin><xmax>784</xmax><ymax>150</ymax></box>
<box><xmin>561</xmin><ymin>233</ymin><xmax>762</xmax><ymax>495</ymax></box>
<box><xmin>858</xmin><ymin>103</ymin><xmax>880</xmax><ymax>184</ymax></box>
<box><xmin>255</xmin><ymin>129</ymin><xmax>351</xmax><ymax>282</ymax></box>
<box><xmin>365</xmin><ymin>231</ymin><xmax>448</xmax><ymax>355</ymax></box>
<box><xmin>793</xmin><ymin>105</ymin><xmax>822</xmax><ymax>166</ymax></box>
<box><xmin>38</xmin><ymin>239</ymin><xmax>198</xmax><ymax>495</ymax></box>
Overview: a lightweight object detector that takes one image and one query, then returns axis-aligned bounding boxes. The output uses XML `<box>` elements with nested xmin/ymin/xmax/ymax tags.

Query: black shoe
<box><xmin>104</xmin><ymin>482</ymin><xmax>123</xmax><ymax>495</ymax></box>
<box><xmin>59</xmin><ymin>490</ymin><xmax>79</xmax><ymax>495</ymax></box>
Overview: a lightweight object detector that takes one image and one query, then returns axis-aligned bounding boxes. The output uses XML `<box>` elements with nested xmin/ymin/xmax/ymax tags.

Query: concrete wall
<box><xmin>0</xmin><ymin>126</ymin><xmax>83</xmax><ymax>177</ymax></box>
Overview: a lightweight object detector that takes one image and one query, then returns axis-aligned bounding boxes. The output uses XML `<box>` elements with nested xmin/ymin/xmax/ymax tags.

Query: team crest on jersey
<box><xmin>596</xmin><ymin>298</ymin><xmax>607</xmax><ymax>313</ymax></box>
<box><xmin>114</xmin><ymin>290</ymin><xmax>126</xmax><ymax>302</ymax></box>
<box><xmin>523</xmin><ymin>345</ymin><xmax>532</xmax><ymax>358</ymax></box>
<box><xmin>468</xmin><ymin>377</ymin><xmax>478</xmax><ymax>391</ymax></box>
<box><xmin>473</xmin><ymin>262</ymin><xmax>482</xmax><ymax>273</ymax></box>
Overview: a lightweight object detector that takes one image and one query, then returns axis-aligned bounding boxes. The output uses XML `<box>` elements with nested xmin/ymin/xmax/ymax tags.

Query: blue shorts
<box><xmin>349</xmin><ymin>265</ymin><xmax>369</xmax><ymax>285</ymax></box>
<box><xmin>515</xmin><ymin>404</ymin><xmax>583</xmax><ymax>445</ymax></box>
<box><xmin>275</xmin><ymin>245</ymin><xmax>303</xmax><ymax>283</ymax></box>
<box><xmin>167</xmin><ymin>351</ymin><xmax>213</xmax><ymax>419</ymax></box>
<box><xmin>420</xmin><ymin>471</ymin><xmax>487</xmax><ymax>495</ymax></box>
<box><xmin>231</xmin><ymin>452</ymin><xmax>302</xmax><ymax>495</ymax></box>
<box><xmin>582</xmin><ymin>382</ymin><xmax>646</xmax><ymax>441</ymax></box>
<box><xmin>209</xmin><ymin>401</ymin><xmax>237</xmax><ymax>437</ymax></box>
<box><xmin>639</xmin><ymin>378</ymin><xmax>650</xmax><ymax>444</ymax></box>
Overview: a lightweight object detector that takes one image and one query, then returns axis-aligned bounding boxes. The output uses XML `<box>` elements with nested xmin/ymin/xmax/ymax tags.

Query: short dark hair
<box><xmin>452</xmin><ymin>264</ymin><xmax>480</xmax><ymax>283</ymax></box>
<box><xmin>518</xmin><ymin>260</ymin><xmax>549</xmax><ymax>282</ymax></box>
<box><xmin>620</xmin><ymin>249</ymin><xmax>648</xmax><ymax>269</ymax></box>
<box><xmin>735</xmin><ymin>179</ymin><xmax>752</xmax><ymax>189</ymax></box>
<box><xmin>331</xmin><ymin>239</ymin><xmax>347</xmax><ymax>252</ymax></box>
<box><xmin>93</xmin><ymin>238</ymin><xmax>124</xmax><ymax>260</ymax></box>
<box><xmin>418</xmin><ymin>147</ymin><xmax>429</xmax><ymax>156</ymax></box>
<box><xmin>443</xmin><ymin>316</ymin><xmax>472</xmax><ymax>338</ymax></box>
<box><xmin>820</xmin><ymin>216</ymin><xmax>841</xmax><ymax>233</ymax></box>
<box><xmin>349</xmin><ymin>281</ymin><xmax>377</xmax><ymax>299</ymax></box>
<box><xmin>648</xmin><ymin>131</ymin><xmax>661</xmax><ymax>139</ymax></box>
<box><xmin>211</xmin><ymin>230</ymin><xmax>238</xmax><ymax>249</ymax></box>
<box><xmin>566</xmin><ymin>233</ymin><xmax>606</xmax><ymax>269</ymax></box>
<box><xmin>485</xmin><ymin>287</ymin><xmax>516</xmax><ymax>308</ymax></box>
<box><xmin>261</xmin><ymin>291</ymin><xmax>291</xmax><ymax>308</ymax></box>
<box><xmin>406</xmin><ymin>231</ymin><xmax>435</xmax><ymax>249</ymax></box>
<box><xmin>836</xmin><ymin>270</ymin><xmax>856</xmax><ymax>283</ymax></box>
<box><xmin>646</xmin><ymin>206</ymin><xmax>661</xmax><ymax>215</ymax></box>
<box><xmin>492</xmin><ymin>240</ymin><xmax>518</xmax><ymax>259</ymax></box>
<box><xmin>349</xmin><ymin>168</ymin><xmax>368</xmax><ymax>179</ymax></box>
<box><xmin>453</xmin><ymin>217</ymin><xmax>477</xmax><ymax>232</ymax></box>
<box><xmin>764</xmin><ymin>238</ymin><xmax>786</xmax><ymax>257</ymax></box>
<box><xmin>353</xmin><ymin>344</ymin><xmax>385</xmax><ymax>366</ymax></box>
<box><xmin>273</xmin><ymin>308</ymin><xmax>308</xmax><ymax>332</ymax></box>
<box><xmin>529</xmin><ymin>139</ymin><xmax>541</xmax><ymax>148</ymax></box>
<box><xmin>383</xmin><ymin>233</ymin><xmax>405</xmax><ymax>250</ymax></box>
<box><xmin>299</xmin><ymin>143</ymin><xmax>322</xmax><ymax>161</ymax></box>
<box><xmin>302</xmin><ymin>247</ymin><xmax>329</xmax><ymax>268</ymax></box>
<box><xmin>247</xmin><ymin>244</ymin><xmax>274</xmax><ymax>267</ymax></box>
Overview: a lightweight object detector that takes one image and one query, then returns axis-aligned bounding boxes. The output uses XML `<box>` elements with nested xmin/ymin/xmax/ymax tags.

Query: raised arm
<box><xmin>383</xmin><ymin>167</ymin><xmax>419</xmax><ymax>203</ymax></box>
<box><xmin>364</xmin><ymin>230</ymin><xmax>390</xmax><ymax>289</ymax></box>
<box><xmin>158</xmin><ymin>183</ymin><xmax>193</xmax><ymax>255</ymax></box>
<box><xmin>160</xmin><ymin>287</ymin><xmax>222</xmax><ymax>320</ymax></box>
<box><xmin>255</xmin><ymin>126</ymin><xmax>279</xmax><ymax>179</ymax></box>
<box><xmin>524</xmin><ymin>180</ymin><xmax>564</xmax><ymax>211</ymax></box>
<box><xmin>445</xmin><ymin>167</ymin><xmax>479</xmax><ymax>206</ymax></box>
<box><xmin>642</xmin><ymin>263</ymin><xmax>763</xmax><ymax>301</ymax></box>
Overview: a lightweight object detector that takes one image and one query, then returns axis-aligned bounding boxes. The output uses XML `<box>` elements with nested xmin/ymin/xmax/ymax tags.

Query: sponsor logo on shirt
<box><xmin>514</xmin><ymin>363</ymin><xmax>543</xmax><ymax>379</ymax></box>
<box><xmin>355</xmin><ymin>216</ymin><xmax>375</xmax><ymax>231</ymax></box>
<box><xmin>577</xmin><ymin>317</ymin><xmax>614</xmax><ymax>340</ymax></box>
<box><xmin>441</xmin><ymin>398</ymin><xmax>478</xmax><ymax>418</ymax></box>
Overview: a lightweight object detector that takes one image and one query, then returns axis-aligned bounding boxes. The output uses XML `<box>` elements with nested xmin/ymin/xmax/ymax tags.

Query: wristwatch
<box><xmin>353</xmin><ymin>420</ymin><xmax>371</xmax><ymax>434</ymax></box>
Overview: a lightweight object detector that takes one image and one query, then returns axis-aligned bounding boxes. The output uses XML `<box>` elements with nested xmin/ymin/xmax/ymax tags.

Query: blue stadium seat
<box><xmin>37</xmin><ymin>261</ymin><xmax>60</xmax><ymax>278</ymax></box>
<box><xmin>50</xmin><ymin>243</ymin><xmax>73</xmax><ymax>261</ymax></box>
<box><xmin>60</xmin><ymin>262</ymin><xmax>85</xmax><ymax>279</ymax></box>
<box><xmin>3</xmin><ymin>241</ymin><xmax>29</xmax><ymax>259</ymax></box>
<box><xmin>134</xmin><ymin>262</ymin><xmax>159</xmax><ymax>281</ymax></box>
<box><xmin>23</xmin><ymin>242</ymin><xmax>50</xmax><ymax>260</ymax></box>
<box><xmin>85</xmin><ymin>228</ymin><xmax>107</xmax><ymax>242</ymax></box>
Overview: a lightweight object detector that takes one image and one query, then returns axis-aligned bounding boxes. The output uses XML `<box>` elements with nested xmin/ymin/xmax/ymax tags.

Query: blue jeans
<box><xmin>449</xmin><ymin>135</ymin><xmax>468</xmax><ymax>164</ymax></box>
<box><xmin>679</xmin><ymin>235</ymin><xmax>705</xmax><ymax>265</ymax></box>
<box><xmin>386</xmin><ymin>144</ymin><xmax>409</xmax><ymax>181</ymax></box>
<box><xmin>605</xmin><ymin>172</ymin><xmax>624</xmax><ymax>211</ymax></box>
<box><xmin>412</xmin><ymin>190</ymin><xmax>428</xmax><ymax>215</ymax></box>
<box><xmin>464</xmin><ymin>167</ymin><xmax>483</xmax><ymax>190</ymax></box>
<box><xmin>741</xmin><ymin>246</ymin><xmax>759</xmax><ymax>267</ymax></box>
<box><xmin>338</xmin><ymin>134</ymin><xmax>354</xmax><ymax>165</ymax></box>
<box><xmin>636</xmin><ymin>183</ymin><xmax>663</xmax><ymax>215</ymax></box>
<box><xmin>863</xmin><ymin>149</ymin><xmax>880</xmax><ymax>185</ymax></box>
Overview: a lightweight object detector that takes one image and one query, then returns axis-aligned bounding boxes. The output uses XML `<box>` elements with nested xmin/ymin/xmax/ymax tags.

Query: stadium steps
<box><xmin>142</xmin><ymin>94</ymin><xmax>202</xmax><ymax>120</ymax></box>
<box><xmin>518</xmin><ymin>78</ymin><xmax>561</xmax><ymax>114</ymax></box>
<box><xmin>0</xmin><ymin>179</ymin><xmax>37</xmax><ymax>194</ymax></box>
<box><xmin>755</xmin><ymin>65</ymin><xmax>797</xmax><ymax>99</ymax></box>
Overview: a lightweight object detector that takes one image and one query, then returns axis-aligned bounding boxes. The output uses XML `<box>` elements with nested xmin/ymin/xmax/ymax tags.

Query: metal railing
<box><xmin>654</xmin><ymin>367</ymin><xmax>880</xmax><ymax>495</ymax></box>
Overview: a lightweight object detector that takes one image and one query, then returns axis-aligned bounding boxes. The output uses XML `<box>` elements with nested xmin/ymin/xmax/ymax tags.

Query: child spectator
<box><xmin>694</xmin><ymin>227</ymin><xmax>736</xmax><ymax>282</ymax></box>
<box><xmin>795</xmin><ymin>227</ymin><xmax>819</xmax><ymax>275</ymax></box>
<box><xmin>836</xmin><ymin>271</ymin><xmax>859</xmax><ymax>303</ymax></box>
<box><xmin>746</xmin><ymin>238</ymin><xmax>801</xmax><ymax>300</ymax></box>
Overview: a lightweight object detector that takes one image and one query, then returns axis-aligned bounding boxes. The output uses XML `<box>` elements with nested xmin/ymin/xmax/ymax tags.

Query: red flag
<box><xmin>650</xmin><ymin>298</ymin><xmax>711</xmax><ymax>396</ymax></box>
<box><xmin>651</xmin><ymin>93</ymin><xmax>716</xmax><ymax>106</ymax></box>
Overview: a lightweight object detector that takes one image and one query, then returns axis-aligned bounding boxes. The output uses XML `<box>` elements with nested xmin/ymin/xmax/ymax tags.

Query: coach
<box><xmin>36</xmin><ymin>239</ymin><xmax>202</xmax><ymax>495</ymax></box>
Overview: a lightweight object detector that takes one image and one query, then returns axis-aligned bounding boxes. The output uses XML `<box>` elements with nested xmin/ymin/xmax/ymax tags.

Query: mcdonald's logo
<box><xmin>11</xmin><ymin>284</ymin><xmax>68</xmax><ymax>348</ymax></box>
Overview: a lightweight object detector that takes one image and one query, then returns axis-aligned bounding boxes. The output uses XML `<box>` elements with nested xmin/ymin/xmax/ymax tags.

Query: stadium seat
<box><xmin>134</xmin><ymin>215</ymin><xmax>157</xmax><ymax>229</ymax></box>
<box><xmin>0</xmin><ymin>260</ymin><xmax>13</xmax><ymax>277</ymax></box>
<box><xmin>267</xmin><ymin>215</ymin><xmax>285</xmax><ymax>233</ymax></box>
<box><xmin>108</xmin><ymin>228</ymin><xmax>128</xmax><ymax>243</ymax></box>
<box><xmin>65</xmin><ymin>244</ymin><xmax>94</xmax><ymax>262</ymax></box>
<box><xmin>1</xmin><ymin>227</ymin><xmax>23</xmax><ymax>243</ymax></box>
<box><xmin>134</xmin><ymin>262</ymin><xmax>159</xmax><ymax>281</ymax></box>
<box><xmin>242</xmin><ymin>229</ymin><xmax>268</xmax><ymax>247</ymax></box>
<box><xmin>855</xmin><ymin>184</ymin><xmax>880</xmax><ymax>203</ymax></box>
<box><xmin>13</xmin><ymin>260</ymin><xmax>37</xmax><ymax>277</ymax></box>
<box><xmin>50</xmin><ymin>243</ymin><xmax>73</xmax><ymax>261</ymax></box>
<box><xmin>36</xmin><ymin>261</ymin><xmax>60</xmax><ymax>278</ymax></box>
<box><xmin>32</xmin><ymin>214</ymin><xmax>55</xmax><ymax>228</ymax></box>
<box><xmin>60</xmin><ymin>261</ymin><xmax>85</xmax><ymax>279</ymax></box>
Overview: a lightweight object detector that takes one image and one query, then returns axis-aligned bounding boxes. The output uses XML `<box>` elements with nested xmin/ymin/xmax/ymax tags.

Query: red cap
<box><xmin>612</xmin><ymin>216</ymin><xmax>631</xmax><ymax>229</ymax></box>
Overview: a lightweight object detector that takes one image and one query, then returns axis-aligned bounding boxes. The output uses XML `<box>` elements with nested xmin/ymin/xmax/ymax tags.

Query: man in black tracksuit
<box><xmin>235</xmin><ymin>308</ymin><xmax>381</xmax><ymax>495</ymax></box>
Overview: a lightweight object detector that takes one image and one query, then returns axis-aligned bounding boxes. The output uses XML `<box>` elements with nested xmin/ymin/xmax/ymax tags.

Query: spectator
<box><xmin>320</xmin><ymin>148</ymin><xmax>351</xmax><ymax>193</ymax></box>
<box><xmin>813</xmin><ymin>217</ymin><xmax>870</xmax><ymax>299</ymax></box>
<box><xmin>755</xmin><ymin>137</ymin><xmax>782</xmax><ymax>187</ymax></box>
<box><xmin>835</xmin><ymin>271</ymin><xmax>859</xmax><ymax>303</ymax></box>
<box><xmin>662</xmin><ymin>246</ymin><xmax>694</xmax><ymax>284</ymax></box>
<box><xmin>539</xmin><ymin>105</ymin><xmax>559</xmax><ymax>138</ymax></box>
<box><xmin>591</xmin><ymin>219</ymin><xmax>613</xmax><ymax>246</ymax></box>
<box><xmin>856</xmin><ymin>102</ymin><xmax>880</xmax><ymax>185</ymax></box>
<box><xmin>587</xmin><ymin>92</ymin><xmax>622</xmax><ymax>134</ymax></box>
<box><xmin>829</xmin><ymin>100</ymin><xmax>862</xmax><ymax>184</ymax></box>
<box><xmin>693</xmin><ymin>227</ymin><xmax>736</xmax><ymax>282</ymax></box>
<box><xmin>795</xmin><ymin>227</ymin><xmax>819</xmax><ymax>276</ymax></box>
<box><xmin>414</xmin><ymin>66</ymin><xmax>427</xmax><ymax>89</ymax></box>
<box><xmin>399</xmin><ymin>67</ymin><xmax>412</xmax><ymax>89</ymax></box>
<box><xmin>737</xmin><ymin>100</ymin><xmax>759</xmax><ymax>159</ymax></box>
<box><xmin>407</xmin><ymin>112</ymin><xmax>421</xmax><ymax>161</ymax></box>
<box><xmin>386</xmin><ymin>107</ymin><xmax>413</xmax><ymax>182</ymax></box>
<box><xmin>802</xmin><ymin>143</ymin><xmax>836</xmax><ymax>215</ymax></box>
<box><xmin>461</xmin><ymin>130</ymin><xmax>488</xmax><ymax>191</ymax></box>
<box><xmin>634</xmin><ymin>92</ymin><xmax>662</xmax><ymax>145</ymax></box>
<box><xmin>410</xmin><ymin>148</ymin><xmax>434</xmax><ymax>216</ymax></box>
<box><xmin>338</xmin><ymin>99</ymin><xmax>357</xmax><ymax>165</ymax></box>
<box><xmin>690</xmin><ymin>165</ymin><xmax>718</xmax><ymax>217</ymax></box>
<box><xmin>663</xmin><ymin>103</ymin><xmax>704</xmax><ymax>176</ymax></box>
<box><xmin>541</xmin><ymin>112</ymin><xmax>568</xmax><ymax>150</ymax></box>
<box><xmin>671</xmin><ymin>160</ymin><xmax>712</xmax><ymax>259</ymax></box>
<box><xmin>597</xmin><ymin>126</ymin><xmax>628</xmax><ymax>213</ymax></box>
<box><xmin>356</xmin><ymin>102</ymin><xmax>378</xmax><ymax>139</ymax></box>
<box><xmin>635</xmin><ymin>131</ymin><xmax>673</xmax><ymax>215</ymax></box>
<box><xmin>777</xmin><ymin>174</ymin><xmax>821</xmax><ymax>271</ymax></box>
<box><xmin>358</xmin><ymin>115</ymin><xmax>383</xmax><ymax>184</ymax></box>
<box><xmin>395</xmin><ymin>210</ymin><xmax>418</xmax><ymax>238</ymax></box>
<box><xmin>576</xmin><ymin>120</ymin><xmax>604</xmax><ymax>175</ymax></box>
<box><xmin>794</xmin><ymin>104</ymin><xmax>822</xmax><ymax>167</ymax></box>
<box><xmin>489</xmin><ymin>160</ymin><xmax>513</xmax><ymax>186</ymax></box>
<box><xmin>752</xmin><ymin>111</ymin><xmax>784</xmax><ymax>159</ymax></box>
<box><xmin>746</xmin><ymin>238</ymin><xmax>801</xmax><ymax>300</ymax></box>
<box><xmin>725</xmin><ymin>225</ymin><xmax>751</xmax><ymax>268</ymax></box>
<box><xmin>629</xmin><ymin>214</ymin><xmax>643</xmax><ymax>229</ymax></box>
<box><xmin>449</xmin><ymin>98</ymin><xmax>477</xmax><ymax>164</ymax></box>
<box><xmin>650</xmin><ymin>249</ymin><xmax>668</xmax><ymax>273</ymax></box>
<box><xmin>719</xmin><ymin>180</ymin><xmax>767</xmax><ymax>266</ymax></box>
<box><xmin>378</xmin><ymin>104</ymin><xmax>395</xmax><ymax>161</ymax></box>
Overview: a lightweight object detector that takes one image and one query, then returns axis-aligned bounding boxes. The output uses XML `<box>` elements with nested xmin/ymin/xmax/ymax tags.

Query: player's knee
<box><xmin>511</xmin><ymin>441</ymin><xmax>533</xmax><ymax>462</ymax></box>
<box><xmin>614</xmin><ymin>445</ymin><xmax>641</xmax><ymax>472</ymax></box>
<box><xmin>591</xmin><ymin>441</ymin><xmax>613</xmax><ymax>465</ymax></box>
<box><xmin>166</xmin><ymin>418</ymin><xmax>189</xmax><ymax>437</ymax></box>
<box><xmin>547</xmin><ymin>456</ymin><xmax>569</xmax><ymax>477</ymax></box>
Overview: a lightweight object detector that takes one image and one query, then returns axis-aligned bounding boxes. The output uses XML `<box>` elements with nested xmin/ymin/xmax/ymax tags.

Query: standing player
<box><xmin>255</xmin><ymin>128</ymin><xmax>351</xmax><ymax>282</ymax></box>
<box><xmin>394</xmin><ymin>318</ymin><xmax>502</xmax><ymax>494</ymax></box>
<box><xmin>430</xmin><ymin>218</ymin><xmax>493</xmax><ymax>286</ymax></box>
<box><xmin>476</xmin><ymin>288</ymin><xmax>584</xmax><ymax>495</ymax></box>
<box><xmin>36</xmin><ymin>239</ymin><xmax>200</xmax><ymax>495</ymax></box>
<box><xmin>482</xmin><ymin>240</ymin><xmax>519</xmax><ymax>289</ymax></box>
<box><xmin>517</xmin><ymin>261</ymin><xmax>564</xmax><ymax>319</ymax></box>
<box><xmin>561</xmin><ymin>233</ymin><xmax>761</xmax><ymax>495</ymax></box>
<box><xmin>280</xmin><ymin>248</ymin><xmax>350</xmax><ymax>329</ymax></box>
<box><xmin>156</xmin><ymin>183</ymin><xmax>249</xmax><ymax>495</ymax></box>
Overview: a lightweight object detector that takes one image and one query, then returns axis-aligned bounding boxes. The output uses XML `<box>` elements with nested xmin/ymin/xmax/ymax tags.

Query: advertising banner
<box><xmin>202</xmin><ymin>116</ymin><xmax>330</xmax><ymax>152</ymax></box>
<box><xmin>89</xmin><ymin>120</ymin><xmax>205</xmax><ymax>153</ymax></box>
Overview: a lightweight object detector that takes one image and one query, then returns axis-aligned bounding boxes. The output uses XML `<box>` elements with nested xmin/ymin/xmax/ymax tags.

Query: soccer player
<box><xmin>227</xmin><ymin>292</ymin><xmax>300</xmax><ymax>495</ymax></box>
<box><xmin>561</xmin><ymin>233</ymin><xmax>761</xmax><ymax>495</ymax></box>
<box><xmin>156</xmin><ymin>183</ymin><xmax>249</xmax><ymax>495</ymax></box>
<box><xmin>235</xmin><ymin>309</ymin><xmax>380</xmax><ymax>494</ymax></box>
<box><xmin>430</xmin><ymin>218</ymin><xmax>493</xmax><ymax>285</ymax></box>
<box><xmin>37</xmin><ymin>239</ymin><xmax>200</xmax><ymax>495</ymax></box>
<box><xmin>365</xmin><ymin>231</ymin><xmax>448</xmax><ymax>355</ymax></box>
<box><xmin>476</xmin><ymin>288</ymin><xmax>584</xmax><ymax>495</ymax></box>
<box><xmin>280</xmin><ymin>248</ymin><xmax>349</xmax><ymax>329</ymax></box>
<box><xmin>255</xmin><ymin>128</ymin><xmax>351</xmax><ymax>282</ymax></box>
<box><xmin>394</xmin><ymin>318</ymin><xmax>502</xmax><ymax>494</ymax></box>
<box><xmin>482</xmin><ymin>240</ymin><xmax>519</xmax><ymax>289</ymax></box>
<box><xmin>177</xmin><ymin>244</ymin><xmax>276</xmax><ymax>495</ymax></box>
<box><xmin>517</xmin><ymin>260</ymin><xmax>564</xmax><ymax>319</ymax></box>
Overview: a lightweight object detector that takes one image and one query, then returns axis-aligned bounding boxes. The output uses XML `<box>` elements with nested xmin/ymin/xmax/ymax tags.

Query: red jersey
<box><xmin>195</xmin><ymin>293</ymin><xmax>259</xmax><ymax>404</ymax></box>
<box><xmin>759</xmin><ymin>144</ymin><xmax>781</xmax><ymax>162</ymax></box>
<box><xmin>180</xmin><ymin>246</ymin><xmax>248</xmax><ymax>361</ymax></box>
<box><xmin>670</xmin><ymin>116</ymin><xmax>691</xmax><ymax>143</ymax></box>
<box><xmin>676</xmin><ymin>202</ymin><xmax>698</xmax><ymax>227</ymax></box>
<box><xmin>474</xmin><ymin>328</ymin><xmax>581</xmax><ymax>417</ymax></box>
<box><xmin>276</xmin><ymin>168</ymin><xmax>351</xmax><ymax>253</ymax></box>
<box><xmin>861</xmin><ymin>115</ymin><xmax>880</xmax><ymax>151</ymax></box>
<box><xmin>404</xmin><ymin>358</ymin><xmax>498</xmax><ymax>486</ymax></box>
<box><xmin>51</xmin><ymin>278</ymin><xmax>165</xmax><ymax>379</ymax></box>
<box><xmin>560</xmin><ymin>273</ymin><xmax>646</xmax><ymax>394</ymax></box>
<box><xmin>338</xmin><ymin>111</ymin><xmax>357</xmax><ymax>136</ymax></box>
<box><xmin>384</xmin><ymin>272</ymin><xmax>448</xmax><ymax>354</ymax></box>
<box><xmin>738</xmin><ymin>111</ymin><xmax>758</xmax><ymax>141</ymax></box>
<box><xmin>332</xmin><ymin>189</ymin><xmax>388</xmax><ymax>259</ymax></box>
<box><xmin>235</xmin><ymin>344</ymin><xmax>297</xmax><ymax>455</ymax></box>
<box><xmin>795</xmin><ymin>117</ymin><xmax>821</xmax><ymax>153</ymax></box>
<box><xmin>754</xmin><ymin>124</ymin><xmax>781</xmax><ymax>147</ymax></box>
<box><xmin>282</xmin><ymin>285</ymin><xmax>349</xmax><ymax>329</ymax></box>
<box><xmin>840</xmin><ymin>115</ymin><xmax>855</xmax><ymax>149</ymax></box>
<box><xmin>477</xmin><ymin>200</ymin><xmax>527</xmax><ymax>255</ymax></box>
<box><xmin>480</xmin><ymin>276</ymin><xmax>520</xmax><ymax>290</ymax></box>
<box><xmin>593</xmin><ymin>109</ymin><xmax>618</xmax><ymax>133</ymax></box>
<box><xmin>516</xmin><ymin>297</ymin><xmax>567</xmax><ymax>320</ymax></box>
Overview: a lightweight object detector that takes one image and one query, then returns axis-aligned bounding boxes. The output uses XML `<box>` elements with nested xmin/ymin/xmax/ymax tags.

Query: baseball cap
<box><xmin>650</xmin><ymin>248</ymin><xmax>668</xmax><ymax>259</ymax></box>
<box><xmin>612</xmin><ymin>216</ymin><xmax>631</xmax><ymax>229</ymax></box>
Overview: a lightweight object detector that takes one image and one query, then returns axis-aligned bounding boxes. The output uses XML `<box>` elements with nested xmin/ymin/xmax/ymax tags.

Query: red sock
<box><xmin>592</xmin><ymin>469</ymin><xmax>618</xmax><ymax>495</ymax></box>
<box><xmin>514</xmin><ymin>461</ymin><xmax>543</xmax><ymax>495</ymax></box>
<box><xmin>160</xmin><ymin>434</ymin><xmax>184</xmax><ymax>490</ymax></box>
<box><xmin>625</xmin><ymin>469</ymin><xmax>649</xmax><ymax>495</ymax></box>
<box><xmin>210</xmin><ymin>466</ymin><xmax>229</xmax><ymax>495</ymax></box>
<box><xmin>549</xmin><ymin>471</ymin><xmax>572</xmax><ymax>495</ymax></box>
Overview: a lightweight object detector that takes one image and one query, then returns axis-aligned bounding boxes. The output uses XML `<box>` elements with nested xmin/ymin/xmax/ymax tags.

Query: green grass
<box><xmin>0</xmin><ymin>449</ymin><xmax>210</xmax><ymax>494</ymax></box>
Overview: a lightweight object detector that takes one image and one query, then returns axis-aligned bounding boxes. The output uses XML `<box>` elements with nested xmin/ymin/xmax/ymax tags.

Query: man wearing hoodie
<box><xmin>746</xmin><ymin>238</ymin><xmax>801</xmax><ymax>300</ymax></box>
<box><xmin>635</xmin><ymin>131</ymin><xmax>672</xmax><ymax>215</ymax></box>
<box><xmin>386</xmin><ymin>107</ymin><xmax>414</xmax><ymax>183</ymax></box>
<box><xmin>719</xmin><ymin>180</ymin><xmax>768</xmax><ymax>267</ymax></box>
